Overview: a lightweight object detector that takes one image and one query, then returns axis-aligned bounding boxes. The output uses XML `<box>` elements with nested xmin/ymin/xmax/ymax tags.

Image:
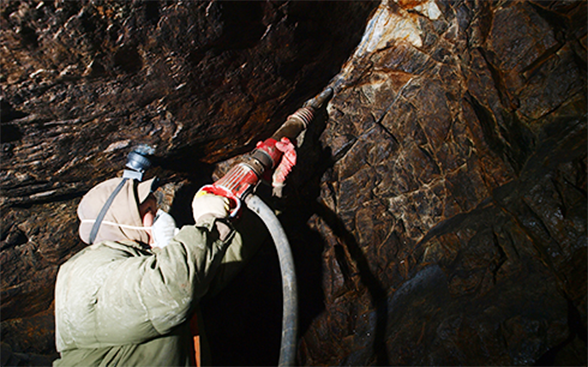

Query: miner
<box><xmin>52</xmin><ymin>86</ymin><xmax>332</xmax><ymax>366</ymax></box>
<box><xmin>52</xmin><ymin>151</ymin><xmax>293</xmax><ymax>366</ymax></box>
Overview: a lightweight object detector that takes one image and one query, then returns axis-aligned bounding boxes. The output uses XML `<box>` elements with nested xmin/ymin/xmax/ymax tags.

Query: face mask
<box><xmin>150</xmin><ymin>209</ymin><xmax>179</xmax><ymax>248</ymax></box>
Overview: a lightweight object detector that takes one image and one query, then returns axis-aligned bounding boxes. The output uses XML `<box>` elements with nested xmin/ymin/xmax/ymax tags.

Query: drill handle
<box><xmin>199</xmin><ymin>184</ymin><xmax>242</xmax><ymax>219</ymax></box>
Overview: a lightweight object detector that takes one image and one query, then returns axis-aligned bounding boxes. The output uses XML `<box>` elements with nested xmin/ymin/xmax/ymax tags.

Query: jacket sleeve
<box><xmin>94</xmin><ymin>217</ymin><xmax>239</xmax><ymax>343</ymax></box>
<box><xmin>205</xmin><ymin>207</ymin><xmax>269</xmax><ymax>297</ymax></box>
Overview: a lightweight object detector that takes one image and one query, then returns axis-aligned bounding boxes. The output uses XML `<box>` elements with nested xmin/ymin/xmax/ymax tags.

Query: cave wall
<box><xmin>1</xmin><ymin>0</ymin><xmax>378</xmax><ymax>363</ymax></box>
<box><xmin>292</xmin><ymin>0</ymin><xmax>587</xmax><ymax>365</ymax></box>
<box><xmin>1</xmin><ymin>0</ymin><xmax>587</xmax><ymax>366</ymax></box>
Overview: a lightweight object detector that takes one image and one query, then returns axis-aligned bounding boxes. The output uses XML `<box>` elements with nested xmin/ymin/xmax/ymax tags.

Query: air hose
<box><xmin>245</xmin><ymin>194</ymin><xmax>298</xmax><ymax>367</ymax></box>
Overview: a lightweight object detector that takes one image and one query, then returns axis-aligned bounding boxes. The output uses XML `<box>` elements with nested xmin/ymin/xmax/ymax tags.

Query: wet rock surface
<box><xmin>1</xmin><ymin>0</ymin><xmax>586</xmax><ymax>366</ymax></box>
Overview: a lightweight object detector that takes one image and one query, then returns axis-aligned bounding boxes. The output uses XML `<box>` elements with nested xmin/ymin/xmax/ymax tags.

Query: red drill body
<box><xmin>202</xmin><ymin>89</ymin><xmax>333</xmax><ymax>216</ymax></box>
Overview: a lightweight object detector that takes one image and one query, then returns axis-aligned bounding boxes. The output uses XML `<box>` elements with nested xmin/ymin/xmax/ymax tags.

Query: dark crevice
<box><xmin>561</xmin><ymin>174</ymin><xmax>588</xmax><ymax>200</ymax></box>
<box><xmin>333</xmin><ymin>244</ymin><xmax>353</xmax><ymax>287</ymax></box>
<box><xmin>520</xmin><ymin>197</ymin><xmax>563</xmax><ymax>253</ymax></box>
<box><xmin>144</xmin><ymin>1</ymin><xmax>160</xmax><ymax>26</ymax></box>
<box><xmin>113</xmin><ymin>45</ymin><xmax>143</xmax><ymax>74</ymax></box>
<box><xmin>416</xmin><ymin>192</ymin><xmax>502</xmax><ymax>259</ymax></box>
<box><xmin>572</xmin><ymin>40</ymin><xmax>588</xmax><ymax>71</ymax></box>
<box><xmin>534</xmin><ymin>297</ymin><xmax>588</xmax><ymax>366</ymax></box>
<box><xmin>477</xmin><ymin>47</ymin><xmax>519</xmax><ymax>111</ymax></box>
<box><xmin>498</xmin><ymin>109</ymin><xmax>536</xmax><ymax>171</ymax></box>
<box><xmin>18</xmin><ymin>25</ymin><xmax>39</xmax><ymax>49</ymax></box>
<box><xmin>465</xmin><ymin>90</ymin><xmax>537</xmax><ymax>176</ymax></box>
<box><xmin>79</xmin><ymin>10</ymin><xmax>98</xmax><ymax>35</ymax></box>
<box><xmin>0</xmin><ymin>124</ymin><xmax>23</xmax><ymax>143</ymax></box>
<box><xmin>2</xmin><ymin>2</ymin><xmax>20</xmax><ymax>20</ymax></box>
<box><xmin>520</xmin><ymin>42</ymin><xmax>564</xmax><ymax>76</ymax></box>
<box><xmin>0</xmin><ymin>227</ymin><xmax>28</xmax><ymax>251</ymax></box>
<box><xmin>418</xmin><ymin>145</ymin><xmax>441</xmax><ymax>175</ymax></box>
<box><xmin>528</xmin><ymin>2</ymin><xmax>571</xmax><ymax>43</ymax></box>
<box><xmin>464</xmin><ymin>93</ymin><xmax>517</xmax><ymax>172</ymax></box>
<box><xmin>475</xmin><ymin>1</ymin><xmax>494</xmax><ymax>44</ymax></box>
<box><xmin>373</xmin><ymin>77</ymin><xmax>415</xmax><ymax>145</ymax></box>
<box><xmin>314</xmin><ymin>201</ymin><xmax>390</xmax><ymax>366</ymax></box>
<box><xmin>490</xmin><ymin>229</ymin><xmax>508</xmax><ymax>284</ymax></box>
<box><xmin>211</xmin><ymin>2</ymin><xmax>266</xmax><ymax>54</ymax></box>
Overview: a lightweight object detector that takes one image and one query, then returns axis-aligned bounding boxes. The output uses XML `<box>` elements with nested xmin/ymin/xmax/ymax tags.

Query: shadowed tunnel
<box><xmin>1</xmin><ymin>1</ymin><xmax>586</xmax><ymax>366</ymax></box>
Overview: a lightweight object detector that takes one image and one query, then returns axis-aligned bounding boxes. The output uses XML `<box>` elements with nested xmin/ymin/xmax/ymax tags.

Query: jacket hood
<box><xmin>77</xmin><ymin>177</ymin><xmax>157</xmax><ymax>245</ymax></box>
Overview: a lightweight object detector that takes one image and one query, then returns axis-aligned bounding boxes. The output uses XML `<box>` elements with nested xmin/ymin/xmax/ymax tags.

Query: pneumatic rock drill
<box><xmin>205</xmin><ymin>87</ymin><xmax>333</xmax><ymax>366</ymax></box>
<box><xmin>200</xmin><ymin>87</ymin><xmax>333</xmax><ymax>216</ymax></box>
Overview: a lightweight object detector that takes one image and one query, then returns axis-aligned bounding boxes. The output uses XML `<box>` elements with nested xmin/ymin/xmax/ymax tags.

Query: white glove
<box><xmin>150</xmin><ymin>209</ymin><xmax>179</xmax><ymax>248</ymax></box>
<box><xmin>192</xmin><ymin>191</ymin><xmax>231</xmax><ymax>223</ymax></box>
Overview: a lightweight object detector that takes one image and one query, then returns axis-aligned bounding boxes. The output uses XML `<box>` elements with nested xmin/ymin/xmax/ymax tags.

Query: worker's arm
<box><xmin>86</xmin><ymin>217</ymin><xmax>236</xmax><ymax>345</ymax></box>
<box><xmin>204</xmin><ymin>205</ymin><xmax>270</xmax><ymax>298</ymax></box>
<box><xmin>141</xmin><ymin>217</ymin><xmax>238</xmax><ymax>330</ymax></box>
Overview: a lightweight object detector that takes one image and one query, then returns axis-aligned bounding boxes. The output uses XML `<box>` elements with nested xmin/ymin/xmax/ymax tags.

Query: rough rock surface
<box><xmin>291</xmin><ymin>1</ymin><xmax>586</xmax><ymax>365</ymax></box>
<box><xmin>1</xmin><ymin>1</ymin><xmax>376</xmax><ymax>363</ymax></box>
<box><xmin>1</xmin><ymin>0</ymin><xmax>586</xmax><ymax>366</ymax></box>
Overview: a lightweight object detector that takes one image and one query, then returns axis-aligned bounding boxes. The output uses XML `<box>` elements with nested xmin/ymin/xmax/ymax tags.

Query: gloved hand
<box><xmin>272</xmin><ymin>137</ymin><xmax>297</xmax><ymax>190</ymax></box>
<box><xmin>192</xmin><ymin>190</ymin><xmax>231</xmax><ymax>223</ymax></box>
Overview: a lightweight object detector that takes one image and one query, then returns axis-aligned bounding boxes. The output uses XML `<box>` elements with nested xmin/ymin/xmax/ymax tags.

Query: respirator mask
<box><xmin>150</xmin><ymin>209</ymin><xmax>179</xmax><ymax>248</ymax></box>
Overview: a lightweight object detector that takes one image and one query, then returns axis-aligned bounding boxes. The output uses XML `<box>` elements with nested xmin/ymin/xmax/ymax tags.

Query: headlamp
<box><xmin>123</xmin><ymin>144</ymin><xmax>155</xmax><ymax>181</ymax></box>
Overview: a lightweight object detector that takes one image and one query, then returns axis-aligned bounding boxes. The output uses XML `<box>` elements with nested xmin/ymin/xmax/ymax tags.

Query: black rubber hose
<box><xmin>245</xmin><ymin>194</ymin><xmax>298</xmax><ymax>367</ymax></box>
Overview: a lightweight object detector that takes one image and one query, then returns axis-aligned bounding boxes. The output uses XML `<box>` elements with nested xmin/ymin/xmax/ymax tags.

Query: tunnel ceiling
<box><xmin>1</xmin><ymin>0</ymin><xmax>586</xmax><ymax>366</ymax></box>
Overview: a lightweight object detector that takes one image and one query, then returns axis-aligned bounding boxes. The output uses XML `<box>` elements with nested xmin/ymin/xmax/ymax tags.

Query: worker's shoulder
<box><xmin>63</xmin><ymin>240</ymin><xmax>151</xmax><ymax>268</ymax></box>
<box><xmin>96</xmin><ymin>239</ymin><xmax>152</xmax><ymax>255</ymax></box>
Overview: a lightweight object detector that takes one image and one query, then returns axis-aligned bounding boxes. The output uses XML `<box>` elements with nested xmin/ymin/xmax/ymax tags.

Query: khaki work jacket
<box><xmin>54</xmin><ymin>214</ymin><xmax>261</xmax><ymax>367</ymax></box>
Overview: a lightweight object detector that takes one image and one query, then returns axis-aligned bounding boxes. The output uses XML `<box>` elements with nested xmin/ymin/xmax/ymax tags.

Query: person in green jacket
<box><xmin>53</xmin><ymin>175</ymin><xmax>269</xmax><ymax>366</ymax></box>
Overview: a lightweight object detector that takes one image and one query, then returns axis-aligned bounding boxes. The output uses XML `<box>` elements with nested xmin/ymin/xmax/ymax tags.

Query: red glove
<box><xmin>272</xmin><ymin>137</ymin><xmax>297</xmax><ymax>189</ymax></box>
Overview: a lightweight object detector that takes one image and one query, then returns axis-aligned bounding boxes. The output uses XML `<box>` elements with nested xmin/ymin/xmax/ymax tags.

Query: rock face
<box><xmin>1</xmin><ymin>0</ymin><xmax>586</xmax><ymax>366</ymax></box>
<box><xmin>1</xmin><ymin>1</ymin><xmax>376</xmax><ymax>363</ymax></box>
<box><xmin>291</xmin><ymin>1</ymin><xmax>586</xmax><ymax>365</ymax></box>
